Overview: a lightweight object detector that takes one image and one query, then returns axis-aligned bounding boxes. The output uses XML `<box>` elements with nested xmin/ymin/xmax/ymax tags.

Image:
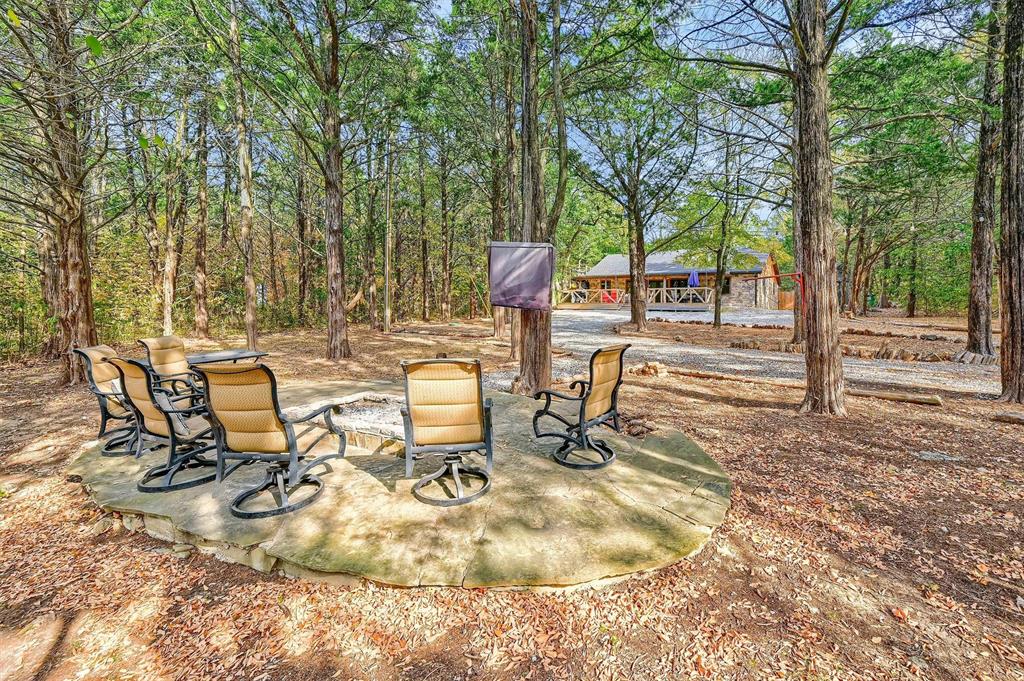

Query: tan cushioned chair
<box><xmin>532</xmin><ymin>344</ymin><xmax>630</xmax><ymax>470</ymax></box>
<box><xmin>72</xmin><ymin>344</ymin><xmax>135</xmax><ymax>456</ymax></box>
<box><xmin>194</xmin><ymin>364</ymin><xmax>346</xmax><ymax>519</ymax></box>
<box><xmin>400</xmin><ymin>359</ymin><xmax>493</xmax><ymax>506</ymax></box>
<box><xmin>107</xmin><ymin>357</ymin><xmax>217</xmax><ymax>492</ymax></box>
<box><xmin>138</xmin><ymin>335</ymin><xmax>201</xmax><ymax>397</ymax></box>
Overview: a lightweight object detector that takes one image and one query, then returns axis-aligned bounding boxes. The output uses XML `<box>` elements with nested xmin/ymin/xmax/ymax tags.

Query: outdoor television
<box><xmin>488</xmin><ymin>241</ymin><xmax>555</xmax><ymax>311</ymax></box>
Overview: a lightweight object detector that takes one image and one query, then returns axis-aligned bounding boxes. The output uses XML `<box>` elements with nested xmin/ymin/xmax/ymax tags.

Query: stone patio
<box><xmin>69</xmin><ymin>380</ymin><xmax>731</xmax><ymax>588</ymax></box>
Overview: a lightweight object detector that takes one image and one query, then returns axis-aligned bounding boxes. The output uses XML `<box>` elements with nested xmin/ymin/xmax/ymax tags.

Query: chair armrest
<box><xmin>533</xmin><ymin>389</ymin><xmax>583</xmax><ymax>402</ymax></box>
<box><xmin>158</xmin><ymin>405</ymin><xmax>207</xmax><ymax>415</ymax></box>
<box><xmin>286</xmin><ymin>403</ymin><xmax>341</xmax><ymax>425</ymax></box>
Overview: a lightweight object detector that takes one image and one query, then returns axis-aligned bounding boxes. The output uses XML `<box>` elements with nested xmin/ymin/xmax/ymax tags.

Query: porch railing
<box><xmin>558</xmin><ymin>287</ymin><xmax>714</xmax><ymax>308</ymax></box>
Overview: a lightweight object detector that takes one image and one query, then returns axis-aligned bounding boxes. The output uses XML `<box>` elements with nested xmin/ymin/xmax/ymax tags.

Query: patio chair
<box><xmin>72</xmin><ymin>345</ymin><xmax>136</xmax><ymax>456</ymax></box>
<box><xmin>532</xmin><ymin>344</ymin><xmax>630</xmax><ymax>470</ymax></box>
<box><xmin>400</xmin><ymin>358</ymin><xmax>493</xmax><ymax>507</ymax></box>
<box><xmin>193</xmin><ymin>364</ymin><xmax>347</xmax><ymax>519</ymax></box>
<box><xmin>138</xmin><ymin>335</ymin><xmax>200</xmax><ymax>396</ymax></box>
<box><xmin>107</xmin><ymin>357</ymin><xmax>218</xmax><ymax>492</ymax></box>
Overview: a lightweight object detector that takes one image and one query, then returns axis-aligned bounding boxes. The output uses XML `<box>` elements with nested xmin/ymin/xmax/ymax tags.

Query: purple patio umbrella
<box><xmin>687</xmin><ymin>270</ymin><xmax>700</xmax><ymax>287</ymax></box>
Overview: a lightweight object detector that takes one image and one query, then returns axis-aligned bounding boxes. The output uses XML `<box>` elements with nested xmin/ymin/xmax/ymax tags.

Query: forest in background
<box><xmin>2</xmin><ymin>0</ymin><xmax>1021</xmax><ymax>409</ymax></box>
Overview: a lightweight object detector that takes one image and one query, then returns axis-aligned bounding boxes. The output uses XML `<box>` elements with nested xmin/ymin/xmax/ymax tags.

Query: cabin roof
<box><xmin>578</xmin><ymin>248</ymin><xmax>770</xmax><ymax>279</ymax></box>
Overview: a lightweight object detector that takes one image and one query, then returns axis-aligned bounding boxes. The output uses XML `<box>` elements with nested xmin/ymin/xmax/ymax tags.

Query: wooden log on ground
<box><xmin>846</xmin><ymin>388</ymin><xmax>943</xmax><ymax>406</ymax></box>
<box><xmin>993</xmin><ymin>412</ymin><xmax>1024</xmax><ymax>425</ymax></box>
<box><xmin>659</xmin><ymin>367</ymin><xmax>944</xmax><ymax>406</ymax></box>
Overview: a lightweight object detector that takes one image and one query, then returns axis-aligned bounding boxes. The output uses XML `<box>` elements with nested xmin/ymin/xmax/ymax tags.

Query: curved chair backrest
<box><xmin>194</xmin><ymin>364</ymin><xmax>289</xmax><ymax>454</ymax></box>
<box><xmin>583</xmin><ymin>344</ymin><xmax>630</xmax><ymax>421</ymax></box>
<box><xmin>73</xmin><ymin>345</ymin><xmax>121</xmax><ymax>396</ymax></box>
<box><xmin>401</xmin><ymin>359</ymin><xmax>484</xmax><ymax>447</ymax></box>
<box><xmin>139</xmin><ymin>335</ymin><xmax>189</xmax><ymax>378</ymax></box>
<box><xmin>107</xmin><ymin>357</ymin><xmax>177</xmax><ymax>438</ymax></box>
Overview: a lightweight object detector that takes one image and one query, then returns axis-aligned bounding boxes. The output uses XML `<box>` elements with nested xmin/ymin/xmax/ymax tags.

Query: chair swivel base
<box><xmin>412</xmin><ymin>454</ymin><xmax>490</xmax><ymax>507</ymax></box>
<box><xmin>552</xmin><ymin>436</ymin><xmax>616</xmax><ymax>470</ymax></box>
<box><xmin>101</xmin><ymin>426</ymin><xmax>138</xmax><ymax>457</ymax></box>
<box><xmin>230</xmin><ymin>464</ymin><xmax>324</xmax><ymax>519</ymax></box>
<box><xmin>138</xmin><ymin>452</ymin><xmax>218</xmax><ymax>493</ymax></box>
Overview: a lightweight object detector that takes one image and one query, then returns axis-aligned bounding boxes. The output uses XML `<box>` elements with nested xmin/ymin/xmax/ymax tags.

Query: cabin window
<box><xmin>669</xmin><ymin>278</ymin><xmax>686</xmax><ymax>288</ymax></box>
<box><xmin>721</xmin><ymin>277</ymin><xmax>731</xmax><ymax>295</ymax></box>
<box><xmin>600</xmin><ymin>280</ymin><xmax>611</xmax><ymax>290</ymax></box>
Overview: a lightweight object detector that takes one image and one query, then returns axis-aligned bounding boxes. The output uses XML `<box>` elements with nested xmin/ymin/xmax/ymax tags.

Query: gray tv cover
<box><xmin>488</xmin><ymin>241</ymin><xmax>555</xmax><ymax>310</ymax></box>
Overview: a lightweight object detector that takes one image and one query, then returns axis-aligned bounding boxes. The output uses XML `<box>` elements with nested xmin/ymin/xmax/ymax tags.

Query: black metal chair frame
<box><xmin>107</xmin><ymin>358</ymin><xmax>218</xmax><ymax>493</ymax></box>
<box><xmin>400</xmin><ymin>359</ymin><xmax>494</xmax><ymax>507</ymax></box>
<box><xmin>194</xmin><ymin>364</ymin><xmax>347</xmax><ymax>519</ymax></box>
<box><xmin>532</xmin><ymin>344</ymin><xmax>630</xmax><ymax>470</ymax></box>
<box><xmin>72</xmin><ymin>347</ymin><xmax>137</xmax><ymax>457</ymax></box>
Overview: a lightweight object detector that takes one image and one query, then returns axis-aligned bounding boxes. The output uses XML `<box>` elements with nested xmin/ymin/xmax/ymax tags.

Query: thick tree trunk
<box><xmin>968</xmin><ymin>0</ymin><xmax>1003</xmax><ymax>358</ymax></box>
<box><xmin>513</xmin><ymin>0</ymin><xmax>551</xmax><ymax>395</ymax></box>
<box><xmin>229</xmin><ymin>0</ymin><xmax>257</xmax><ymax>350</ymax></box>
<box><xmin>1000</xmin><ymin>0</ymin><xmax>1024</xmax><ymax>401</ymax></box>
<box><xmin>325</xmin><ymin>109</ymin><xmax>352</xmax><ymax>358</ymax></box>
<box><xmin>627</xmin><ymin>206</ymin><xmax>648</xmax><ymax>331</ymax></box>
<box><xmin>42</xmin><ymin>0</ymin><xmax>97</xmax><ymax>383</ymax></box>
<box><xmin>795</xmin><ymin>0</ymin><xmax>845</xmax><ymax>415</ymax></box>
<box><xmin>195</xmin><ymin>101</ymin><xmax>210</xmax><ymax>338</ymax></box>
<box><xmin>162</xmin><ymin>107</ymin><xmax>188</xmax><ymax>336</ymax></box>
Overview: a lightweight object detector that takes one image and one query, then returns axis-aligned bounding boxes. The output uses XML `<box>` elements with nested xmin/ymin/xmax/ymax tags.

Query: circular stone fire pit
<box><xmin>70</xmin><ymin>380</ymin><xmax>731</xmax><ymax>588</ymax></box>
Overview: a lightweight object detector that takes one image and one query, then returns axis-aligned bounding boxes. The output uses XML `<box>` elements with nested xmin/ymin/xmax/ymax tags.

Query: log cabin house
<box><xmin>559</xmin><ymin>247</ymin><xmax>781</xmax><ymax>311</ymax></box>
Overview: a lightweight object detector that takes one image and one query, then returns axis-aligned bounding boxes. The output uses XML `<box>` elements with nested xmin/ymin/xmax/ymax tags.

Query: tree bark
<box><xmin>907</xmin><ymin>233</ymin><xmax>918</xmax><ymax>318</ymax></box>
<box><xmin>162</xmin><ymin>106</ymin><xmax>188</xmax><ymax>335</ymax></box>
<box><xmin>383</xmin><ymin>133</ymin><xmax>393</xmax><ymax>332</ymax></box>
<box><xmin>791</xmin><ymin>93</ymin><xmax>805</xmax><ymax>344</ymax></box>
<box><xmin>795</xmin><ymin>0</ymin><xmax>846</xmax><ymax>415</ymax></box>
<box><xmin>39</xmin><ymin>224</ymin><xmax>61</xmax><ymax>358</ymax></box>
<box><xmin>489</xmin><ymin>82</ymin><xmax>507</xmax><ymax>339</ymax></box>
<box><xmin>325</xmin><ymin>107</ymin><xmax>352</xmax><ymax>358</ymax></box>
<box><xmin>440</xmin><ymin>150</ymin><xmax>453</xmax><ymax>321</ymax></box>
<box><xmin>364</xmin><ymin>140</ymin><xmax>379</xmax><ymax>330</ymax></box>
<box><xmin>195</xmin><ymin>99</ymin><xmax>211</xmax><ymax>338</ymax></box>
<box><xmin>229</xmin><ymin>0</ymin><xmax>257</xmax><ymax>350</ymax></box>
<box><xmin>40</xmin><ymin>0</ymin><xmax>98</xmax><ymax>383</ymax></box>
<box><xmin>513</xmin><ymin>0</ymin><xmax>551</xmax><ymax>395</ymax></box>
<box><xmin>627</xmin><ymin>205</ymin><xmax>648</xmax><ymax>331</ymax></box>
<box><xmin>968</xmin><ymin>0</ymin><xmax>1003</xmax><ymax>358</ymax></box>
<box><xmin>296</xmin><ymin>156</ymin><xmax>309</xmax><ymax>326</ymax></box>
<box><xmin>1000</xmin><ymin>0</ymin><xmax>1024</xmax><ymax>401</ymax></box>
<box><xmin>418</xmin><ymin>136</ymin><xmax>429</xmax><ymax>321</ymax></box>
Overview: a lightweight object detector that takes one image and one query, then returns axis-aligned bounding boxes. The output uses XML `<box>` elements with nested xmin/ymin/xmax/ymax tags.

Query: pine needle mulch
<box><xmin>1</xmin><ymin>324</ymin><xmax>1022</xmax><ymax>680</ymax></box>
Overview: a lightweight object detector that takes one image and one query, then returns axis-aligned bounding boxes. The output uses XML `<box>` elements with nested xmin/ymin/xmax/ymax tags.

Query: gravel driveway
<box><xmin>545</xmin><ymin>310</ymin><xmax>1001</xmax><ymax>397</ymax></box>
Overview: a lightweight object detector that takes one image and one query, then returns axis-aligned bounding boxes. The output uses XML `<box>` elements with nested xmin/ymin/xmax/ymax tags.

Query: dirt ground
<box><xmin>1</xmin><ymin>320</ymin><xmax>1022</xmax><ymax>680</ymax></box>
